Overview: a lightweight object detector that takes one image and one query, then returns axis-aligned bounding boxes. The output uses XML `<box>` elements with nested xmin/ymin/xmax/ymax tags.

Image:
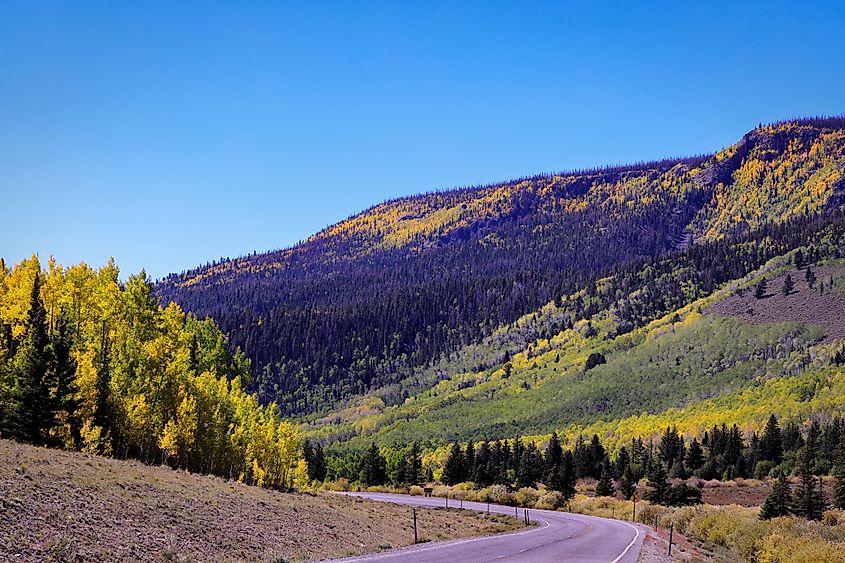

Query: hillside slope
<box><xmin>157</xmin><ymin>117</ymin><xmax>845</xmax><ymax>415</ymax></box>
<box><xmin>305</xmin><ymin>247</ymin><xmax>845</xmax><ymax>452</ymax></box>
<box><xmin>0</xmin><ymin>440</ymin><xmax>518</xmax><ymax>562</ymax></box>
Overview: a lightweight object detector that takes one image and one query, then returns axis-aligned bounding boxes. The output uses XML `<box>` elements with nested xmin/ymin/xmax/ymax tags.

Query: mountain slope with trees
<box><xmin>158</xmin><ymin>117</ymin><xmax>845</xmax><ymax>416</ymax></box>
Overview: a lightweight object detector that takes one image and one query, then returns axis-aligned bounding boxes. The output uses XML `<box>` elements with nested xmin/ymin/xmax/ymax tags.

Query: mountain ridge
<box><xmin>156</xmin><ymin>116</ymin><xmax>845</xmax><ymax>418</ymax></box>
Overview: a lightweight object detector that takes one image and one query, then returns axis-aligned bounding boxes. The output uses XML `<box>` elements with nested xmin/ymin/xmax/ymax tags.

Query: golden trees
<box><xmin>0</xmin><ymin>256</ymin><xmax>303</xmax><ymax>487</ymax></box>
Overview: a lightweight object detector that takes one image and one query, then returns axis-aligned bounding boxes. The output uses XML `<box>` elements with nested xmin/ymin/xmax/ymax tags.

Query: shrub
<box><xmin>409</xmin><ymin>485</ymin><xmax>424</xmax><ymax>496</ymax></box>
<box><xmin>321</xmin><ymin>478</ymin><xmax>350</xmax><ymax>492</ymax></box>
<box><xmin>514</xmin><ymin>487</ymin><xmax>540</xmax><ymax>508</ymax></box>
<box><xmin>535</xmin><ymin>491</ymin><xmax>566</xmax><ymax>510</ymax></box>
<box><xmin>484</xmin><ymin>485</ymin><xmax>515</xmax><ymax>506</ymax></box>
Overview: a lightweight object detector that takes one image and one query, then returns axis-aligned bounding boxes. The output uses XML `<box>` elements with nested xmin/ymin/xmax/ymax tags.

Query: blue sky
<box><xmin>2</xmin><ymin>1</ymin><xmax>844</xmax><ymax>279</ymax></box>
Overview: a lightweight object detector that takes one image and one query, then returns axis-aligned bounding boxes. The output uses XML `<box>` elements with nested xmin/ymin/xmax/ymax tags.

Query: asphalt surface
<box><xmin>327</xmin><ymin>492</ymin><xmax>646</xmax><ymax>563</ymax></box>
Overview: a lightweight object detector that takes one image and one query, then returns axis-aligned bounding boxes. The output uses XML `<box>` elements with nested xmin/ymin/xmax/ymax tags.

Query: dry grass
<box><xmin>0</xmin><ymin>440</ymin><xmax>520</xmax><ymax>562</ymax></box>
<box><xmin>706</xmin><ymin>264</ymin><xmax>845</xmax><ymax>342</ymax></box>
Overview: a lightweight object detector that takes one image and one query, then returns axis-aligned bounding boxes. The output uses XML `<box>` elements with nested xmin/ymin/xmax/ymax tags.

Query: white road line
<box><xmin>609</xmin><ymin>521</ymin><xmax>640</xmax><ymax>563</ymax></box>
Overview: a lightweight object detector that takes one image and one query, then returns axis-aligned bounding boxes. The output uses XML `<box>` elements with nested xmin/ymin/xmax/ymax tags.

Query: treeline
<box><xmin>0</xmin><ymin>257</ymin><xmax>304</xmax><ymax>488</ymax></box>
<box><xmin>317</xmin><ymin>414</ymin><xmax>845</xmax><ymax>515</ymax></box>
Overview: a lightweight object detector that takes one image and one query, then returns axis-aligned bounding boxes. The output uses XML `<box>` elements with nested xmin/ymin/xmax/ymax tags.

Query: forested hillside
<box><xmin>0</xmin><ymin>257</ymin><xmax>304</xmax><ymax>487</ymax></box>
<box><xmin>158</xmin><ymin>117</ymin><xmax>845</xmax><ymax>415</ymax></box>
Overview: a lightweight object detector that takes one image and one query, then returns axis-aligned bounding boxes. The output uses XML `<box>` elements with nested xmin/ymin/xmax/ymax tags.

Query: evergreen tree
<box><xmin>759</xmin><ymin>473</ymin><xmax>792</xmax><ymax>519</ymax></box>
<box><xmin>658</xmin><ymin>426</ymin><xmax>682</xmax><ymax>469</ymax></box>
<box><xmin>395</xmin><ymin>455</ymin><xmax>407</xmax><ymax>485</ymax></box>
<box><xmin>664</xmin><ymin>483</ymin><xmax>702</xmax><ymax>506</ymax></box>
<box><xmin>782</xmin><ymin>274</ymin><xmax>794</xmax><ymax>295</ymax></box>
<box><xmin>474</xmin><ymin>441</ymin><xmax>491</xmax><ymax>485</ymax></box>
<box><xmin>669</xmin><ymin>458</ymin><xmax>687</xmax><ymax>479</ymax></box>
<box><xmin>588</xmin><ymin>434</ymin><xmax>605</xmax><ymax>478</ymax></box>
<box><xmin>618</xmin><ymin>465</ymin><xmax>636</xmax><ymax>500</ymax></box>
<box><xmin>307</xmin><ymin>442</ymin><xmax>327</xmax><ymax>482</ymax></box>
<box><xmin>834</xmin><ymin>437</ymin><xmax>845</xmax><ymax>510</ymax></box>
<box><xmin>545</xmin><ymin>432</ymin><xmax>562</xmax><ymax>480</ymax></box>
<box><xmin>51</xmin><ymin>310</ymin><xmax>80</xmax><ymax>449</ymax></box>
<box><xmin>615</xmin><ymin>446</ymin><xmax>630</xmax><ymax>478</ymax></box>
<box><xmin>685</xmin><ymin>438</ymin><xmax>704</xmax><ymax>473</ymax></box>
<box><xmin>595</xmin><ymin>463</ymin><xmax>614</xmax><ymax>497</ymax></box>
<box><xmin>361</xmin><ymin>442</ymin><xmax>387</xmax><ymax>486</ymax></box>
<box><xmin>643</xmin><ymin>463</ymin><xmax>669</xmax><ymax>505</ymax></box>
<box><xmin>9</xmin><ymin>273</ymin><xmax>56</xmax><ymax>445</ymax></box>
<box><xmin>408</xmin><ymin>441</ymin><xmax>423</xmax><ymax>484</ymax></box>
<box><xmin>442</xmin><ymin>442</ymin><xmax>466</xmax><ymax>485</ymax></box>
<box><xmin>548</xmin><ymin>450</ymin><xmax>577</xmax><ymax>501</ymax></box>
<box><xmin>805</xmin><ymin>266</ymin><xmax>817</xmax><ymax>288</ymax></box>
<box><xmin>760</xmin><ymin>414</ymin><xmax>783</xmax><ymax>463</ymax></box>
<box><xmin>93</xmin><ymin>321</ymin><xmax>112</xmax><ymax>450</ymax></box>
<box><xmin>517</xmin><ymin>441</ymin><xmax>542</xmax><ymax>488</ymax></box>
<box><xmin>794</xmin><ymin>249</ymin><xmax>805</xmax><ymax>269</ymax></box>
<box><xmin>754</xmin><ymin>278</ymin><xmax>768</xmax><ymax>299</ymax></box>
<box><xmin>792</xmin><ymin>443</ymin><xmax>826</xmax><ymax>520</ymax></box>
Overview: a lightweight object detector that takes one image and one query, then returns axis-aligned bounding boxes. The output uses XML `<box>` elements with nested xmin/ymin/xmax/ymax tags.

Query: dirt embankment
<box><xmin>706</xmin><ymin>264</ymin><xmax>845</xmax><ymax>342</ymax></box>
<box><xmin>0</xmin><ymin>440</ymin><xmax>519</xmax><ymax>562</ymax></box>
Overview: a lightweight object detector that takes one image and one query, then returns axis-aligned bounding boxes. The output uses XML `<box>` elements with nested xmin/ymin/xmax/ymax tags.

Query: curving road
<box><xmin>329</xmin><ymin>492</ymin><xmax>646</xmax><ymax>563</ymax></box>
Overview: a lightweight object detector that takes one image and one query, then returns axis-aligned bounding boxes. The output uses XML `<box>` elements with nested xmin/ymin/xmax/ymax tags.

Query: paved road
<box><xmin>328</xmin><ymin>492</ymin><xmax>646</xmax><ymax>563</ymax></box>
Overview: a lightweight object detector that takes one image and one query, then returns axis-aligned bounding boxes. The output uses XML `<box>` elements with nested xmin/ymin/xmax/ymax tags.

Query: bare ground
<box><xmin>0</xmin><ymin>440</ymin><xmax>520</xmax><ymax>562</ymax></box>
<box><xmin>705</xmin><ymin>264</ymin><xmax>845</xmax><ymax>342</ymax></box>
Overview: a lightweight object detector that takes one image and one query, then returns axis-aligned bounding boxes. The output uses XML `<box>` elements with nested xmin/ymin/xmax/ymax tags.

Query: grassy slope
<box><xmin>0</xmin><ymin>440</ymin><xmax>520</xmax><ymax>562</ymax></box>
<box><xmin>308</xmin><ymin>255</ymin><xmax>845</xmax><ymax>452</ymax></box>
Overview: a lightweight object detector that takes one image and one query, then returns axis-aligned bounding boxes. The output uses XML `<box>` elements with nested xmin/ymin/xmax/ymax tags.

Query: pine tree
<box><xmin>615</xmin><ymin>446</ymin><xmax>630</xmax><ymax>478</ymax></box>
<box><xmin>9</xmin><ymin>272</ymin><xmax>57</xmax><ymax>445</ymax></box>
<box><xmin>754</xmin><ymin>278</ymin><xmax>768</xmax><ymax>299</ymax></box>
<box><xmin>306</xmin><ymin>442</ymin><xmax>327</xmax><ymax>482</ymax></box>
<box><xmin>782</xmin><ymin>274</ymin><xmax>794</xmax><ymax>296</ymax></box>
<box><xmin>760</xmin><ymin>414</ymin><xmax>783</xmax><ymax>463</ymax></box>
<box><xmin>361</xmin><ymin>442</ymin><xmax>387</xmax><ymax>486</ymax></box>
<box><xmin>833</xmin><ymin>437</ymin><xmax>845</xmax><ymax>510</ymax></box>
<box><xmin>805</xmin><ymin>266</ymin><xmax>817</xmax><ymax>289</ymax></box>
<box><xmin>409</xmin><ymin>441</ymin><xmax>423</xmax><ymax>484</ymax></box>
<box><xmin>93</xmin><ymin>321</ymin><xmax>112</xmax><ymax>451</ymax></box>
<box><xmin>51</xmin><ymin>309</ymin><xmax>80</xmax><ymax>449</ymax></box>
<box><xmin>548</xmin><ymin>450</ymin><xmax>577</xmax><ymax>501</ymax></box>
<box><xmin>595</xmin><ymin>463</ymin><xmax>614</xmax><ymax>497</ymax></box>
<box><xmin>685</xmin><ymin>438</ymin><xmax>704</xmax><ymax>474</ymax></box>
<box><xmin>792</xmin><ymin>443</ymin><xmax>826</xmax><ymax>520</ymax></box>
<box><xmin>643</xmin><ymin>463</ymin><xmax>669</xmax><ymax>505</ymax></box>
<box><xmin>618</xmin><ymin>465</ymin><xmax>636</xmax><ymax>500</ymax></box>
<box><xmin>759</xmin><ymin>473</ymin><xmax>791</xmax><ymax>519</ymax></box>
<box><xmin>545</xmin><ymin>432</ymin><xmax>562</xmax><ymax>480</ymax></box>
<box><xmin>442</xmin><ymin>442</ymin><xmax>466</xmax><ymax>485</ymax></box>
<box><xmin>794</xmin><ymin>249</ymin><xmax>805</xmax><ymax>269</ymax></box>
<box><xmin>658</xmin><ymin>426</ymin><xmax>682</xmax><ymax>469</ymax></box>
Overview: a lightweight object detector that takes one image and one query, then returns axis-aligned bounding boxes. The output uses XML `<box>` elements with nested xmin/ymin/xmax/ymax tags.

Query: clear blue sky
<box><xmin>2</xmin><ymin>1</ymin><xmax>844</xmax><ymax>279</ymax></box>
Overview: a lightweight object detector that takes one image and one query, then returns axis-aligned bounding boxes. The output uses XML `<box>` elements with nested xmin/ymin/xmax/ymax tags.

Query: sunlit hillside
<box><xmin>157</xmin><ymin>117</ymin><xmax>845</xmax><ymax>419</ymax></box>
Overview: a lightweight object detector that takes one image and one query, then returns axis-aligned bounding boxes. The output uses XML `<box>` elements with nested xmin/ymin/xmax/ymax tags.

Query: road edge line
<box><xmin>609</xmin><ymin>521</ymin><xmax>640</xmax><ymax>563</ymax></box>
